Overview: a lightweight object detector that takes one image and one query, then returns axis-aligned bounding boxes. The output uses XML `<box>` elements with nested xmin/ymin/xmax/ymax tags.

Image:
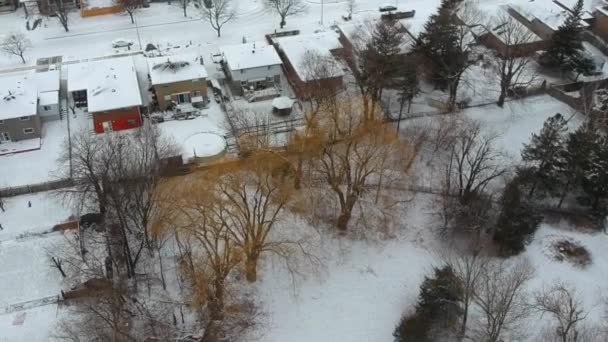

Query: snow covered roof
<box><xmin>67</xmin><ymin>57</ymin><xmax>142</xmax><ymax>113</ymax></box>
<box><xmin>338</xmin><ymin>19</ymin><xmax>415</xmax><ymax>54</ymax></box>
<box><xmin>489</xmin><ymin>13</ymin><xmax>544</xmax><ymax>44</ymax></box>
<box><xmin>33</xmin><ymin>70</ymin><xmax>60</xmax><ymax>93</ymax></box>
<box><xmin>0</xmin><ymin>74</ymin><xmax>38</xmax><ymax>121</ymax></box>
<box><xmin>508</xmin><ymin>0</ymin><xmax>590</xmax><ymax>31</ymax></box>
<box><xmin>220</xmin><ymin>42</ymin><xmax>282</xmax><ymax>71</ymax></box>
<box><xmin>273</xmin><ymin>32</ymin><xmax>345</xmax><ymax>82</ymax></box>
<box><xmin>147</xmin><ymin>54</ymin><xmax>208</xmax><ymax>85</ymax></box>
<box><xmin>272</xmin><ymin>96</ymin><xmax>295</xmax><ymax>110</ymax></box>
<box><xmin>38</xmin><ymin>91</ymin><xmax>58</xmax><ymax>106</ymax></box>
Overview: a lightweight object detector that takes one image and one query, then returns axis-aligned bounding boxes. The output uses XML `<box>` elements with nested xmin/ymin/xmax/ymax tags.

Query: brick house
<box><xmin>68</xmin><ymin>57</ymin><xmax>142</xmax><ymax>134</ymax></box>
<box><xmin>271</xmin><ymin>32</ymin><xmax>345</xmax><ymax>99</ymax></box>
<box><xmin>147</xmin><ymin>54</ymin><xmax>209</xmax><ymax>111</ymax></box>
<box><xmin>480</xmin><ymin>12</ymin><xmax>548</xmax><ymax>57</ymax></box>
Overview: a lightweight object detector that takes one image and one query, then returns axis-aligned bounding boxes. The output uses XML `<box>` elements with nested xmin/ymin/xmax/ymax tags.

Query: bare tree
<box><xmin>1</xmin><ymin>32</ymin><xmax>31</xmax><ymax>64</ymax></box>
<box><xmin>0</xmin><ymin>193</ymin><xmax>5</xmax><ymax>212</ymax></box>
<box><xmin>115</xmin><ymin>0</ymin><xmax>140</xmax><ymax>24</ymax></box>
<box><xmin>52</xmin><ymin>0</ymin><xmax>70</xmax><ymax>32</ymax></box>
<box><xmin>442</xmin><ymin>246</ymin><xmax>489</xmax><ymax>340</ymax></box>
<box><xmin>299</xmin><ymin>50</ymin><xmax>344</xmax><ymax>112</ymax></box>
<box><xmin>490</xmin><ymin>13</ymin><xmax>538</xmax><ymax>107</ymax></box>
<box><xmin>473</xmin><ymin>258</ymin><xmax>535</xmax><ymax>342</ymax></box>
<box><xmin>178</xmin><ymin>0</ymin><xmax>189</xmax><ymax>17</ymax></box>
<box><xmin>309</xmin><ymin>97</ymin><xmax>413</xmax><ymax>232</ymax></box>
<box><xmin>533</xmin><ymin>283</ymin><xmax>588</xmax><ymax>342</ymax></box>
<box><xmin>199</xmin><ymin>0</ymin><xmax>236</xmax><ymax>37</ymax></box>
<box><xmin>445</xmin><ymin>120</ymin><xmax>506</xmax><ymax>204</ymax></box>
<box><xmin>264</xmin><ymin>0</ymin><xmax>307</xmax><ymax>29</ymax></box>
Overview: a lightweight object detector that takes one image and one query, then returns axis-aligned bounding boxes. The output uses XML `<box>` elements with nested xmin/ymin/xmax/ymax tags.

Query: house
<box><xmin>480</xmin><ymin>10</ymin><xmax>547</xmax><ymax>57</ymax></box>
<box><xmin>33</xmin><ymin>70</ymin><xmax>61</xmax><ymax>121</ymax></box>
<box><xmin>506</xmin><ymin>0</ymin><xmax>591</xmax><ymax>41</ymax></box>
<box><xmin>68</xmin><ymin>57</ymin><xmax>143</xmax><ymax>134</ymax></box>
<box><xmin>593</xmin><ymin>1</ymin><xmax>608</xmax><ymax>42</ymax></box>
<box><xmin>219</xmin><ymin>42</ymin><xmax>283</xmax><ymax>96</ymax></box>
<box><xmin>338</xmin><ymin>19</ymin><xmax>415</xmax><ymax>58</ymax></box>
<box><xmin>0</xmin><ymin>75</ymin><xmax>41</xmax><ymax>143</ymax></box>
<box><xmin>271</xmin><ymin>32</ymin><xmax>345</xmax><ymax>99</ymax></box>
<box><xmin>147</xmin><ymin>54</ymin><xmax>209</xmax><ymax>111</ymax></box>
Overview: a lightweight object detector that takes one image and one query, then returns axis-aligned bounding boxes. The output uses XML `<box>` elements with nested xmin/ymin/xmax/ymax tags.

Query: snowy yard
<box><xmin>0</xmin><ymin>119</ymin><xmax>68</xmax><ymax>188</ymax></box>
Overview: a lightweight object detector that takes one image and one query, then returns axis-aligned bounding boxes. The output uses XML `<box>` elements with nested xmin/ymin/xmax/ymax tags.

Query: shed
<box><xmin>272</xmin><ymin>96</ymin><xmax>295</xmax><ymax>115</ymax></box>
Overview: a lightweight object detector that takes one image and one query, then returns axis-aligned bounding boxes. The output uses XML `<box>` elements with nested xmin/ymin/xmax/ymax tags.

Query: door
<box><xmin>102</xmin><ymin>121</ymin><xmax>112</xmax><ymax>133</ymax></box>
<box><xmin>176</xmin><ymin>93</ymin><xmax>191</xmax><ymax>104</ymax></box>
<box><xmin>0</xmin><ymin>132</ymin><xmax>10</xmax><ymax>143</ymax></box>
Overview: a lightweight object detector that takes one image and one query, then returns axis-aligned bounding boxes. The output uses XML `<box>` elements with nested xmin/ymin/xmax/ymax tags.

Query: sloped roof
<box><xmin>147</xmin><ymin>54</ymin><xmax>208</xmax><ymax>85</ymax></box>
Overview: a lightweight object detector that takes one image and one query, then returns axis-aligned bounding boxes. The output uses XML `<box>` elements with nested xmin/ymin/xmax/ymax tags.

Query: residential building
<box><xmin>0</xmin><ymin>75</ymin><xmax>41</xmax><ymax>143</ymax></box>
<box><xmin>148</xmin><ymin>54</ymin><xmax>209</xmax><ymax>111</ymax></box>
<box><xmin>68</xmin><ymin>57</ymin><xmax>142</xmax><ymax>134</ymax></box>
<box><xmin>219</xmin><ymin>42</ymin><xmax>283</xmax><ymax>95</ymax></box>
<box><xmin>338</xmin><ymin>19</ymin><xmax>415</xmax><ymax>59</ymax></box>
<box><xmin>506</xmin><ymin>0</ymin><xmax>591</xmax><ymax>40</ymax></box>
<box><xmin>593</xmin><ymin>1</ymin><xmax>608</xmax><ymax>42</ymax></box>
<box><xmin>33</xmin><ymin>70</ymin><xmax>61</xmax><ymax>121</ymax></box>
<box><xmin>480</xmin><ymin>10</ymin><xmax>547</xmax><ymax>57</ymax></box>
<box><xmin>271</xmin><ymin>32</ymin><xmax>345</xmax><ymax>99</ymax></box>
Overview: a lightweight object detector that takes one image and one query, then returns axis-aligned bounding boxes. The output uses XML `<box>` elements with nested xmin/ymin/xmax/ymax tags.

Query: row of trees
<box><xmin>395</xmin><ymin>257</ymin><xmax>603</xmax><ymax>342</ymax></box>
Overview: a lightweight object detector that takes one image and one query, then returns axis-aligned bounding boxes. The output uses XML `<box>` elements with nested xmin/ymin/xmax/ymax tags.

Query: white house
<box><xmin>33</xmin><ymin>70</ymin><xmax>60</xmax><ymax>121</ymax></box>
<box><xmin>219</xmin><ymin>42</ymin><xmax>283</xmax><ymax>94</ymax></box>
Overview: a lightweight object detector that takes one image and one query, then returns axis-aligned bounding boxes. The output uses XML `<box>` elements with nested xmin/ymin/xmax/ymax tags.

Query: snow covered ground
<box><xmin>0</xmin><ymin>119</ymin><xmax>68</xmax><ymax>188</ymax></box>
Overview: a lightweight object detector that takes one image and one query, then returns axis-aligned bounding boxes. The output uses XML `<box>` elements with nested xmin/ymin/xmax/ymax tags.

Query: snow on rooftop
<box><xmin>67</xmin><ymin>57</ymin><xmax>142</xmax><ymax>113</ymax></box>
<box><xmin>33</xmin><ymin>70</ymin><xmax>60</xmax><ymax>93</ymax></box>
<box><xmin>338</xmin><ymin>19</ymin><xmax>415</xmax><ymax>54</ymax></box>
<box><xmin>0</xmin><ymin>74</ymin><xmax>37</xmax><ymax>121</ymax></box>
<box><xmin>38</xmin><ymin>91</ymin><xmax>58</xmax><ymax>106</ymax></box>
<box><xmin>508</xmin><ymin>0</ymin><xmax>590</xmax><ymax>31</ymax></box>
<box><xmin>274</xmin><ymin>32</ymin><xmax>345</xmax><ymax>82</ymax></box>
<box><xmin>220</xmin><ymin>42</ymin><xmax>282</xmax><ymax>71</ymax></box>
<box><xmin>272</xmin><ymin>96</ymin><xmax>295</xmax><ymax>110</ymax></box>
<box><xmin>147</xmin><ymin>54</ymin><xmax>208</xmax><ymax>86</ymax></box>
<box><xmin>489</xmin><ymin>12</ymin><xmax>544</xmax><ymax>44</ymax></box>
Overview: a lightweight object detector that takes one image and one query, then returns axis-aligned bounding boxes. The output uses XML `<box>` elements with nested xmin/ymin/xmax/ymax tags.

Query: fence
<box><xmin>0</xmin><ymin>178</ymin><xmax>74</xmax><ymax>197</ymax></box>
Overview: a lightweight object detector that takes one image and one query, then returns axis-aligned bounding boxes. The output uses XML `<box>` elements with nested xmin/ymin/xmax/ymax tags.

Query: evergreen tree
<box><xmin>493</xmin><ymin>180</ymin><xmax>542</xmax><ymax>256</ymax></box>
<box><xmin>394</xmin><ymin>266</ymin><xmax>463</xmax><ymax>342</ymax></box>
<box><xmin>521</xmin><ymin>113</ymin><xmax>568</xmax><ymax>198</ymax></box>
<box><xmin>542</xmin><ymin>0</ymin><xmax>592</xmax><ymax>73</ymax></box>
<box><xmin>557</xmin><ymin>121</ymin><xmax>600</xmax><ymax>208</ymax></box>
<box><xmin>578</xmin><ymin>130</ymin><xmax>608</xmax><ymax>217</ymax></box>
<box><xmin>416</xmin><ymin>0</ymin><xmax>468</xmax><ymax>106</ymax></box>
<box><xmin>395</xmin><ymin>60</ymin><xmax>420</xmax><ymax>130</ymax></box>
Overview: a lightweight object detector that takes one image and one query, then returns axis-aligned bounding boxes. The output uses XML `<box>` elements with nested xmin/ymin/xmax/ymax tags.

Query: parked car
<box><xmin>112</xmin><ymin>38</ymin><xmax>134</xmax><ymax>48</ymax></box>
<box><xmin>379</xmin><ymin>5</ymin><xmax>397</xmax><ymax>12</ymax></box>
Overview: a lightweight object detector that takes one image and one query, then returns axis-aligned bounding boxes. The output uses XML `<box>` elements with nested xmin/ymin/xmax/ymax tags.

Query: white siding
<box><xmin>229</xmin><ymin>64</ymin><xmax>282</xmax><ymax>83</ymax></box>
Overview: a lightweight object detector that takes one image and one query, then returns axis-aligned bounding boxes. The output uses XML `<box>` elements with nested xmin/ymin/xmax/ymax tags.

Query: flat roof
<box><xmin>338</xmin><ymin>19</ymin><xmax>415</xmax><ymax>53</ymax></box>
<box><xmin>147</xmin><ymin>54</ymin><xmax>208</xmax><ymax>85</ymax></box>
<box><xmin>508</xmin><ymin>0</ymin><xmax>590</xmax><ymax>31</ymax></box>
<box><xmin>68</xmin><ymin>57</ymin><xmax>142</xmax><ymax>113</ymax></box>
<box><xmin>220</xmin><ymin>42</ymin><xmax>283</xmax><ymax>71</ymax></box>
<box><xmin>33</xmin><ymin>70</ymin><xmax>60</xmax><ymax>93</ymax></box>
<box><xmin>0</xmin><ymin>74</ymin><xmax>37</xmax><ymax>120</ymax></box>
<box><xmin>38</xmin><ymin>91</ymin><xmax>58</xmax><ymax>106</ymax></box>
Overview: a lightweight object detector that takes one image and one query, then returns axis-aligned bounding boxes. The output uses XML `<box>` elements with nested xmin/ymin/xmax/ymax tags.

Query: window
<box><xmin>240</xmin><ymin>69</ymin><xmax>245</xmax><ymax>74</ymax></box>
<box><xmin>164</xmin><ymin>95</ymin><xmax>172</xmax><ymax>101</ymax></box>
<box><xmin>23</xmin><ymin>128</ymin><xmax>34</xmax><ymax>134</ymax></box>
<box><xmin>193</xmin><ymin>91</ymin><xmax>201</xmax><ymax>97</ymax></box>
<box><xmin>240</xmin><ymin>81</ymin><xmax>248</xmax><ymax>86</ymax></box>
<box><xmin>268</xmin><ymin>65</ymin><xmax>272</xmax><ymax>70</ymax></box>
<box><xmin>19</xmin><ymin>116</ymin><xmax>30</xmax><ymax>121</ymax></box>
<box><xmin>0</xmin><ymin>120</ymin><xmax>3</xmax><ymax>125</ymax></box>
<box><xmin>43</xmin><ymin>105</ymin><xmax>51</xmax><ymax>111</ymax></box>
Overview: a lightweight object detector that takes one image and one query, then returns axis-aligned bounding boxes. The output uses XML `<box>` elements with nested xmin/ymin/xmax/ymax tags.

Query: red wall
<box><xmin>93</xmin><ymin>107</ymin><xmax>141</xmax><ymax>134</ymax></box>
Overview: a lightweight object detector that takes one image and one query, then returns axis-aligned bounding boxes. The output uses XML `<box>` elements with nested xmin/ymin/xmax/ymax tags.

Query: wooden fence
<box><xmin>0</xmin><ymin>179</ymin><xmax>74</xmax><ymax>197</ymax></box>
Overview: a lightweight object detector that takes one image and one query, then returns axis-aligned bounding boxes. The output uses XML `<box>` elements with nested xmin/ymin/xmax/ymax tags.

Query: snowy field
<box><xmin>0</xmin><ymin>0</ymin><xmax>607</xmax><ymax>341</ymax></box>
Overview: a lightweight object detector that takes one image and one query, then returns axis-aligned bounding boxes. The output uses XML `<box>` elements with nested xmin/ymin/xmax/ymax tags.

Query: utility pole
<box><xmin>320</xmin><ymin>0</ymin><xmax>324</xmax><ymax>25</ymax></box>
<box><xmin>134</xmin><ymin>15</ymin><xmax>143</xmax><ymax>51</ymax></box>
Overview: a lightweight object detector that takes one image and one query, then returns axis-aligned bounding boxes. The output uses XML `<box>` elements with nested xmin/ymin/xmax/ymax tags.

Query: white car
<box><xmin>112</xmin><ymin>39</ymin><xmax>134</xmax><ymax>48</ymax></box>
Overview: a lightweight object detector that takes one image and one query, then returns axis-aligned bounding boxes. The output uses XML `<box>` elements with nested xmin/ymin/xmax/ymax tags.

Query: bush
<box><xmin>394</xmin><ymin>266</ymin><xmax>463</xmax><ymax>342</ymax></box>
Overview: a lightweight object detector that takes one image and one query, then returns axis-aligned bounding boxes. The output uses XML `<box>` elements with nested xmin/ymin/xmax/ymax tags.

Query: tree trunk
<box><xmin>245</xmin><ymin>254</ymin><xmax>259</xmax><ymax>282</ymax></box>
<box><xmin>280</xmin><ymin>17</ymin><xmax>286</xmax><ymax>29</ymax></box>
<box><xmin>216</xmin><ymin>28</ymin><xmax>221</xmax><ymax>37</ymax></box>
<box><xmin>158</xmin><ymin>248</ymin><xmax>166</xmax><ymax>290</ymax></box>
<box><xmin>183</xmin><ymin>3</ymin><xmax>187</xmax><ymax>17</ymax></box>
<box><xmin>129</xmin><ymin>12</ymin><xmax>134</xmax><ymax>24</ymax></box>
<box><xmin>19</xmin><ymin>53</ymin><xmax>25</xmax><ymax>64</ymax></box>
<box><xmin>294</xmin><ymin>158</ymin><xmax>303</xmax><ymax>190</ymax></box>
<box><xmin>497</xmin><ymin>91</ymin><xmax>506</xmax><ymax>107</ymax></box>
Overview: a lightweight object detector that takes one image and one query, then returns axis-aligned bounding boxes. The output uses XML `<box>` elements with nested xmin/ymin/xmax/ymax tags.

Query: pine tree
<box><xmin>578</xmin><ymin>130</ymin><xmax>608</xmax><ymax>217</ymax></box>
<box><xmin>521</xmin><ymin>113</ymin><xmax>568</xmax><ymax>198</ymax></box>
<box><xmin>416</xmin><ymin>0</ymin><xmax>467</xmax><ymax>98</ymax></box>
<box><xmin>557</xmin><ymin>121</ymin><xmax>600</xmax><ymax>208</ymax></box>
<box><xmin>394</xmin><ymin>266</ymin><xmax>463</xmax><ymax>342</ymax></box>
<box><xmin>493</xmin><ymin>180</ymin><xmax>542</xmax><ymax>256</ymax></box>
<box><xmin>542</xmin><ymin>0</ymin><xmax>590</xmax><ymax>72</ymax></box>
<box><xmin>395</xmin><ymin>60</ymin><xmax>420</xmax><ymax>129</ymax></box>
